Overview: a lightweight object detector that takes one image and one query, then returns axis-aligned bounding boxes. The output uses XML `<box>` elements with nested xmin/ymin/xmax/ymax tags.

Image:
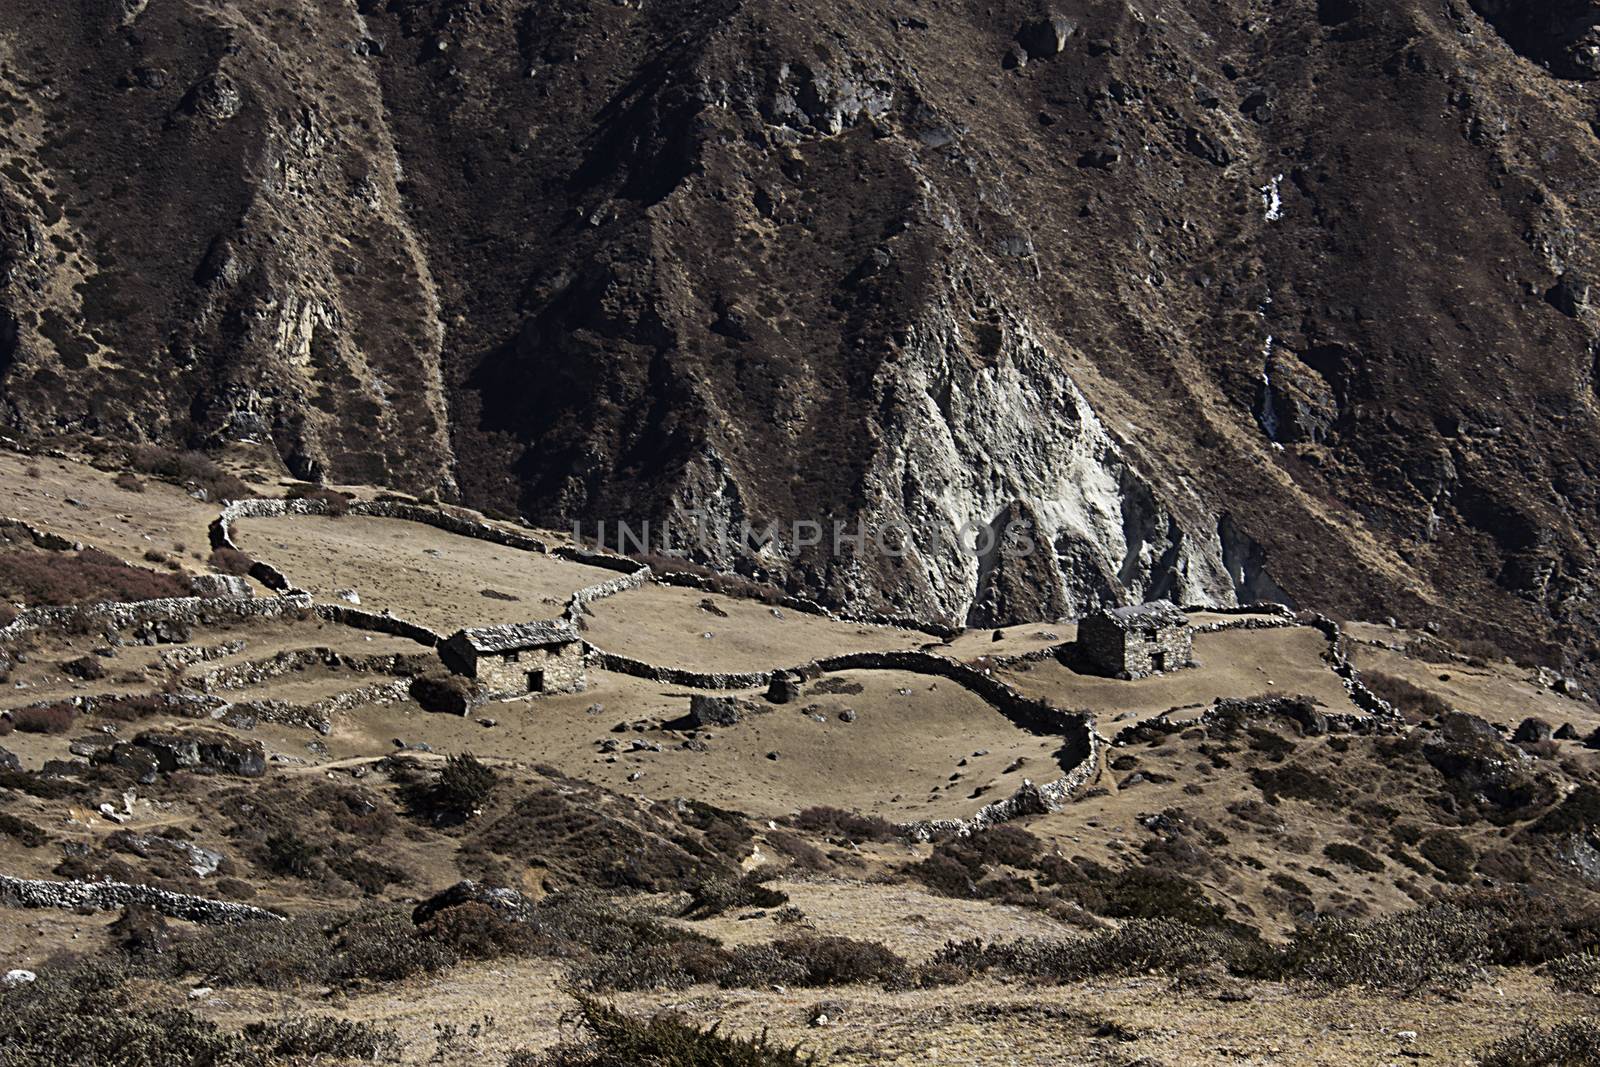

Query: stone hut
<box><xmin>1078</xmin><ymin>602</ymin><xmax>1193</xmax><ymax>679</ymax></box>
<box><xmin>437</xmin><ymin>619</ymin><xmax>587</xmax><ymax>699</ymax></box>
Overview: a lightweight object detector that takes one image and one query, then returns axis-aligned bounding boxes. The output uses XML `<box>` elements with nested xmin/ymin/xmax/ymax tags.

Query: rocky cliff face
<box><xmin>4</xmin><ymin>0</ymin><xmax>1600</xmax><ymax>665</ymax></box>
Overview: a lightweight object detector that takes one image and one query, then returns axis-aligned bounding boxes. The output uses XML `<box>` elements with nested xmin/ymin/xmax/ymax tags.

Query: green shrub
<box><xmin>682</xmin><ymin>873</ymin><xmax>790</xmax><ymax>919</ymax></box>
<box><xmin>432</xmin><ymin>753</ymin><xmax>499</xmax><ymax>818</ymax></box>
<box><xmin>124</xmin><ymin>445</ymin><xmax>249</xmax><ymax>502</ymax></box>
<box><xmin>0</xmin><ymin>812</ymin><xmax>47</xmax><ymax>848</ymax></box>
<box><xmin>1323</xmin><ymin>842</ymin><xmax>1385</xmax><ymax>874</ymax></box>
<box><xmin>519</xmin><ymin>993</ymin><xmax>813</xmax><ymax>1067</ymax></box>
<box><xmin>787</xmin><ymin>806</ymin><xmax>900</xmax><ymax>844</ymax></box>
<box><xmin>1275</xmin><ymin>904</ymin><xmax>1489</xmax><ymax>992</ymax></box>
<box><xmin>1547</xmin><ymin>953</ymin><xmax>1600</xmax><ymax>996</ymax></box>
<box><xmin>930</xmin><ymin>920</ymin><xmax>1259</xmax><ymax>984</ymax></box>
<box><xmin>1418</xmin><ymin>831</ymin><xmax>1475</xmax><ymax>883</ymax></box>
<box><xmin>264</xmin><ymin>831</ymin><xmax>321</xmax><ymax>877</ymax></box>
<box><xmin>1475</xmin><ymin>1019</ymin><xmax>1600</xmax><ymax>1067</ymax></box>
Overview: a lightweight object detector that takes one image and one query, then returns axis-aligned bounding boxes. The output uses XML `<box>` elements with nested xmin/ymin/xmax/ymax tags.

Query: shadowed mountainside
<box><xmin>3</xmin><ymin>0</ymin><xmax>1600</xmax><ymax>671</ymax></box>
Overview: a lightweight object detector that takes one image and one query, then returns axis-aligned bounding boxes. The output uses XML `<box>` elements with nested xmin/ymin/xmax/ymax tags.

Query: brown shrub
<box><xmin>125</xmin><ymin>445</ymin><xmax>249</xmax><ymax>502</ymax></box>
<box><xmin>1362</xmin><ymin>671</ymin><xmax>1452</xmax><ymax>720</ymax></box>
<box><xmin>787</xmin><ymin>807</ymin><xmax>900</xmax><ymax>844</ymax></box>
<box><xmin>0</xmin><ymin>548</ymin><xmax>190</xmax><ymax>606</ymax></box>
<box><xmin>113</xmin><ymin>472</ymin><xmax>144</xmax><ymax>493</ymax></box>
<box><xmin>13</xmin><ymin>703</ymin><xmax>77</xmax><ymax>734</ymax></box>
<box><xmin>207</xmin><ymin>547</ymin><xmax>255</xmax><ymax>577</ymax></box>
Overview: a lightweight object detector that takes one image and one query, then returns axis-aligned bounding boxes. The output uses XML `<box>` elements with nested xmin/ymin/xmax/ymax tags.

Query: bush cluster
<box><xmin>519</xmin><ymin>994</ymin><xmax>813</xmax><ymax>1067</ymax></box>
<box><xmin>0</xmin><ymin>548</ymin><xmax>190</xmax><ymax>607</ymax></box>
<box><xmin>12</xmin><ymin>702</ymin><xmax>77</xmax><ymax>734</ymax></box>
<box><xmin>124</xmin><ymin>445</ymin><xmax>250</xmax><ymax>502</ymax></box>
<box><xmin>1475</xmin><ymin>1020</ymin><xmax>1600</xmax><ymax>1067</ymax></box>
<box><xmin>0</xmin><ymin>960</ymin><xmax>396</xmax><ymax>1066</ymax></box>
<box><xmin>1361</xmin><ymin>671</ymin><xmax>1452</xmax><ymax>720</ymax></box>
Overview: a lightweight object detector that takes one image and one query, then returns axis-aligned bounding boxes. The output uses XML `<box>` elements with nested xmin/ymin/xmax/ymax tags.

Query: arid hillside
<box><xmin>0</xmin><ymin>447</ymin><xmax>1599</xmax><ymax>1064</ymax></box>
<box><xmin>4</xmin><ymin>2</ymin><xmax>1600</xmax><ymax>667</ymax></box>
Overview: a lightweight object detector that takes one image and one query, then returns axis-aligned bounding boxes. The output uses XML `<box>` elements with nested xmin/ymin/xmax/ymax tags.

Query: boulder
<box><xmin>105</xmin><ymin>743</ymin><xmax>161</xmax><ymax>785</ymax></box>
<box><xmin>1555</xmin><ymin>722</ymin><xmax>1580</xmax><ymax>740</ymax></box>
<box><xmin>131</xmin><ymin>619</ymin><xmax>192</xmax><ymax>646</ymax></box>
<box><xmin>689</xmin><ymin>695</ymin><xmax>742</xmax><ymax>728</ymax></box>
<box><xmin>190</xmin><ymin>574</ymin><xmax>252</xmax><ymax>599</ymax></box>
<box><xmin>765</xmin><ymin>672</ymin><xmax>803</xmax><ymax>705</ymax></box>
<box><xmin>1513</xmin><ymin>717</ymin><xmax>1555</xmax><ymax>744</ymax></box>
<box><xmin>412</xmin><ymin>880</ymin><xmax>533</xmax><ymax>926</ymax></box>
<box><xmin>0</xmin><ymin>746</ymin><xmax>19</xmax><ymax>773</ymax></box>
<box><xmin>131</xmin><ymin>729</ymin><xmax>265</xmax><ymax>778</ymax></box>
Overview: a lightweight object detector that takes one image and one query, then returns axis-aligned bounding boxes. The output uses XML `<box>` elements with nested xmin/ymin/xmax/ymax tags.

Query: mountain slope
<box><xmin>3</xmin><ymin>0</ymin><xmax>1600</xmax><ymax>667</ymax></box>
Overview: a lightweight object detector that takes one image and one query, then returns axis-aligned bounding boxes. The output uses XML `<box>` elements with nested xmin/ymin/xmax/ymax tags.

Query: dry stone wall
<box><xmin>0</xmin><ymin>515</ymin><xmax>82</xmax><ymax>551</ymax></box>
<box><xmin>0</xmin><ymin>591</ymin><xmax>316</xmax><ymax>643</ymax></box>
<box><xmin>0</xmin><ymin>873</ymin><xmax>280</xmax><ymax>925</ymax></box>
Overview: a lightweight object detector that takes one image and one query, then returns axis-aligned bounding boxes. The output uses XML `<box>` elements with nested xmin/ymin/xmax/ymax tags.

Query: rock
<box><xmin>333</xmin><ymin>588</ymin><xmax>361</xmax><ymax>604</ymax></box>
<box><xmin>131</xmin><ymin>619</ymin><xmax>191</xmax><ymax>646</ymax></box>
<box><xmin>0</xmin><ymin>746</ymin><xmax>19</xmax><ymax>773</ymax></box>
<box><xmin>131</xmin><ymin>728</ymin><xmax>266</xmax><ymax>778</ymax></box>
<box><xmin>765</xmin><ymin>672</ymin><xmax>803</xmax><ymax>705</ymax></box>
<box><xmin>1555</xmin><ymin>723</ymin><xmax>1580</xmax><ymax>740</ymax></box>
<box><xmin>1513</xmin><ymin>717</ymin><xmax>1555</xmax><ymax>744</ymax></box>
<box><xmin>1420</xmin><ymin>712</ymin><xmax>1548</xmax><ymax>810</ymax></box>
<box><xmin>412</xmin><ymin>880</ymin><xmax>533</xmax><ymax>926</ymax></box>
<box><xmin>69</xmin><ymin>735</ymin><xmax>116</xmax><ymax>759</ymax></box>
<box><xmin>766</xmin><ymin>750</ymin><xmax>781</xmax><ymax>761</ymax></box>
<box><xmin>2</xmin><ymin>969</ymin><xmax>36</xmax><ymax>987</ymax></box>
<box><xmin>1017</xmin><ymin>13</ymin><xmax>1077</xmax><ymax>58</ymax></box>
<box><xmin>60</xmin><ymin>656</ymin><xmax>107</xmax><ymax>681</ymax></box>
<box><xmin>838</xmin><ymin>709</ymin><xmax>857</xmax><ymax>723</ymax></box>
<box><xmin>105</xmin><ymin>744</ymin><xmax>161</xmax><ymax>785</ymax></box>
<box><xmin>1547</xmin><ymin>272</ymin><xmax>1590</xmax><ymax>317</ymax></box>
<box><xmin>190</xmin><ymin>574</ymin><xmax>252</xmax><ymax>599</ymax></box>
<box><xmin>689</xmin><ymin>694</ymin><xmax>742</xmax><ymax>728</ymax></box>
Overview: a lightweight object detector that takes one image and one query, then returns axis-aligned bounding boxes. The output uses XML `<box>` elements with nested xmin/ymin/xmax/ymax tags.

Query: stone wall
<box><xmin>0</xmin><ymin>515</ymin><xmax>82</xmax><ymax>551</ymax></box>
<box><xmin>313</xmin><ymin>603</ymin><xmax>441</xmax><ymax>646</ymax></box>
<box><xmin>0</xmin><ymin>873</ymin><xmax>281</xmax><ymax>925</ymax></box>
<box><xmin>194</xmin><ymin>647</ymin><xmax>435</xmax><ymax>694</ymax></box>
<box><xmin>1302</xmin><ymin>612</ymin><xmax>1402</xmax><ymax>719</ymax></box>
<box><xmin>0</xmin><ymin>591</ymin><xmax>316</xmax><ymax>643</ymax></box>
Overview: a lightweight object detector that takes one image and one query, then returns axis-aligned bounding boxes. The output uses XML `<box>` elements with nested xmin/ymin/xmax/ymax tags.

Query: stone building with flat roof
<box><xmin>438</xmin><ymin>619</ymin><xmax>587</xmax><ymax>698</ymax></box>
<box><xmin>1078</xmin><ymin>602</ymin><xmax>1193</xmax><ymax>680</ymax></box>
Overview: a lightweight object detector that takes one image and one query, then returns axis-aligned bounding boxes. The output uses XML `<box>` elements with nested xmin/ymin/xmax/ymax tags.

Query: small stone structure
<box><xmin>1078</xmin><ymin>602</ymin><xmax>1193</xmax><ymax>679</ymax></box>
<box><xmin>438</xmin><ymin>619</ymin><xmax>587</xmax><ymax>699</ymax></box>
